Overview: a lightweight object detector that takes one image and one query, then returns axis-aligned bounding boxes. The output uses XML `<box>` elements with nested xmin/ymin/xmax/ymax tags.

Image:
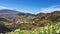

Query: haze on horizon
<box><xmin>0</xmin><ymin>0</ymin><xmax>60</xmax><ymax>14</ymax></box>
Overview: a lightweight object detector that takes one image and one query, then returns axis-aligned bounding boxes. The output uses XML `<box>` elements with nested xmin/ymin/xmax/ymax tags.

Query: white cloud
<box><xmin>0</xmin><ymin>5</ymin><xmax>60</xmax><ymax>14</ymax></box>
<box><xmin>0</xmin><ymin>6</ymin><xmax>34</xmax><ymax>14</ymax></box>
<box><xmin>17</xmin><ymin>9</ymin><xmax>34</xmax><ymax>14</ymax></box>
<box><xmin>36</xmin><ymin>6</ymin><xmax>60</xmax><ymax>14</ymax></box>
<box><xmin>0</xmin><ymin>6</ymin><xmax>10</xmax><ymax>9</ymax></box>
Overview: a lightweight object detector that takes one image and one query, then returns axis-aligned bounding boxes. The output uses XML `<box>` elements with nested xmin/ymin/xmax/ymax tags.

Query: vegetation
<box><xmin>8</xmin><ymin>22</ymin><xmax>60</xmax><ymax>34</ymax></box>
<box><xmin>0</xmin><ymin>11</ymin><xmax>60</xmax><ymax>34</ymax></box>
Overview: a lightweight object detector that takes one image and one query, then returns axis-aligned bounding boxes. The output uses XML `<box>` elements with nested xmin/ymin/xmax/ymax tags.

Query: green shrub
<box><xmin>8</xmin><ymin>22</ymin><xmax>60</xmax><ymax>34</ymax></box>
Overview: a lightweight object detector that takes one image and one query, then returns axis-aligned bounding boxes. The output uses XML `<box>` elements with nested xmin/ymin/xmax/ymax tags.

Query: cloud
<box><xmin>36</xmin><ymin>5</ymin><xmax>60</xmax><ymax>14</ymax></box>
<box><xmin>0</xmin><ymin>5</ymin><xmax>60</xmax><ymax>14</ymax></box>
<box><xmin>0</xmin><ymin>6</ymin><xmax>10</xmax><ymax>9</ymax></box>
<box><xmin>17</xmin><ymin>9</ymin><xmax>34</xmax><ymax>14</ymax></box>
<box><xmin>0</xmin><ymin>6</ymin><xmax>34</xmax><ymax>14</ymax></box>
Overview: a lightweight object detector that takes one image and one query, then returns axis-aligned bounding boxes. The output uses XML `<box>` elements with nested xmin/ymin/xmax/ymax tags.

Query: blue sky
<box><xmin>0</xmin><ymin>0</ymin><xmax>60</xmax><ymax>14</ymax></box>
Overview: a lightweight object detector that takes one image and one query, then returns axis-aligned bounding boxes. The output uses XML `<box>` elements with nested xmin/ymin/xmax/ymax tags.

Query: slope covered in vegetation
<box><xmin>0</xmin><ymin>11</ymin><xmax>60</xmax><ymax>34</ymax></box>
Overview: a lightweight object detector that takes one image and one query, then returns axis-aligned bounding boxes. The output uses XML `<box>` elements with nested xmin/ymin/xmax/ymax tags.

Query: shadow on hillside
<box><xmin>0</xmin><ymin>24</ymin><xmax>12</xmax><ymax>34</ymax></box>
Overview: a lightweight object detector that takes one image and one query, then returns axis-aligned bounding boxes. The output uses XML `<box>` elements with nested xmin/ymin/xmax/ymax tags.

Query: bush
<box><xmin>8</xmin><ymin>22</ymin><xmax>60</xmax><ymax>34</ymax></box>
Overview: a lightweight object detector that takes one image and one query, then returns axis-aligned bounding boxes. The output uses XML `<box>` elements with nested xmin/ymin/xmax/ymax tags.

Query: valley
<box><xmin>0</xmin><ymin>9</ymin><xmax>60</xmax><ymax>34</ymax></box>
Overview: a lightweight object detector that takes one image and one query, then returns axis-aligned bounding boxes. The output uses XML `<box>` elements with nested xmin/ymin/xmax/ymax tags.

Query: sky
<box><xmin>0</xmin><ymin>0</ymin><xmax>60</xmax><ymax>14</ymax></box>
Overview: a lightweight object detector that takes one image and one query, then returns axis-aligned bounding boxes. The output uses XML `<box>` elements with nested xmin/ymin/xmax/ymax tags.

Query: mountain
<box><xmin>31</xmin><ymin>11</ymin><xmax>60</xmax><ymax>26</ymax></box>
<box><xmin>0</xmin><ymin>9</ymin><xmax>35</xmax><ymax>15</ymax></box>
<box><xmin>0</xmin><ymin>9</ymin><xmax>19</xmax><ymax>18</ymax></box>
<box><xmin>18</xmin><ymin>13</ymin><xmax>35</xmax><ymax>16</ymax></box>
<box><xmin>0</xmin><ymin>9</ymin><xmax>20</xmax><ymax>14</ymax></box>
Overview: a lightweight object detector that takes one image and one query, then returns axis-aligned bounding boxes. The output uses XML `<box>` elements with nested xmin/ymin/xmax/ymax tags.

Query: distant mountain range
<box><xmin>0</xmin><ymin>9</ymin><xmax>35</xmax><ymax>17</ymax></box>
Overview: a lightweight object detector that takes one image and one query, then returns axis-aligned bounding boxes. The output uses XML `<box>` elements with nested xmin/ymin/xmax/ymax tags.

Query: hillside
<box><xmin>7</xmin><ymin>11</ymin><xmax>60</xmax><ymax>34</ymax></box>
<box><xmin>0</xmin><ymin>9</ymin><xmax>60</xmax><ymax>34</ymax></box>
<box><xmin>36</xmin><ymin>11</ymin><xmax>60</xmax><ymax>22</ymax></box>
<box><xmin>33</xmin><ymin>11</ymin><xmax>60</xmax><ymax>26</ymax></box>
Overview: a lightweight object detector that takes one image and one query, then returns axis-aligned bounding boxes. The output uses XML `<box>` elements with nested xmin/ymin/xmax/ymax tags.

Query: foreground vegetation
<box><xmin>7</xmin><ymin>22</ymin><xmax>60</xmax><ymax>34</ymax></box>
